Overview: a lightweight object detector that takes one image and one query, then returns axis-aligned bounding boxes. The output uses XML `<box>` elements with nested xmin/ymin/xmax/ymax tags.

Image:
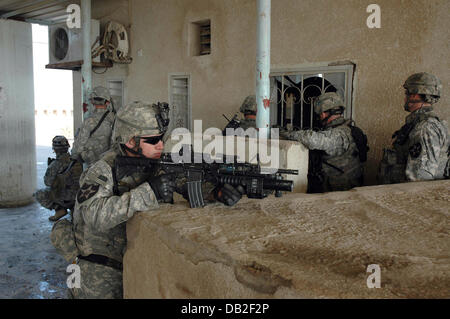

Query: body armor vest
<box><xmin>308</xmin><ymin>119</ymin><xmax>364</xmax><ymax>193</ymax></box>
<box><xmin>379</xmin><ymin>108</ymin><xmax>448</xmax><ymax>183</ymax></box>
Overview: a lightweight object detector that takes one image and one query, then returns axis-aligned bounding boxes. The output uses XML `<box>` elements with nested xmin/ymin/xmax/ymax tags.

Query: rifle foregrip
<box><xmin>217</xmin><ymin>175</ymin><xmax>293</xmax><ymax>192</ymax></box>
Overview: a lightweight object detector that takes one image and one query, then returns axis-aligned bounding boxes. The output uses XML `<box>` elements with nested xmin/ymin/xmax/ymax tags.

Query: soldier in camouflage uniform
<box><xmin>34</xmin><ymin>136</ymin><xmax>82</xmax><ymax>221</ymax></box>
<box><xmin>223</xmin><ymin>95</ymin><xmax>258</xmax><ymax>137</ymax></box>
<box><xmin>281</xmin><ymin>92</ymin><xmax>367</xmax><ymax>193</ymax></box>
<box><xmin>71</xmin><ymin>86</ymin><xmax>116</xmax><ymax>167</ymax></box>
<box><xmin>378</xmin><ymin>72</ymin><xmax>449</xmax><ymax>183</ymax></box>
<box><xmin>65</xmin><ymin>101</ymin><xmax>242</xmax><ymax>299</ymax></box>
<box><xmin>239</xmin><ymin>95</ymin><xmax>257</xmax><ymax>130</ymax></box>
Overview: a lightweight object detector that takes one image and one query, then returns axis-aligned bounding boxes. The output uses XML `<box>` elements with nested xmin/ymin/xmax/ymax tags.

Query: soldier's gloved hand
<box><xmin>148</xmin><ymin>174</ymin><xmax>176</xmax><ymax>204</ymax></box>
<box><xmin>215</xmin><ymin>184</ymin><xmax>245</xmax><ymax>206</ymax></box>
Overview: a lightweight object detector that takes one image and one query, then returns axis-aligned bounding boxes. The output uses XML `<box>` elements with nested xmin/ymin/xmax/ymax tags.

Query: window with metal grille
<box><xmin>169</xmin><ymin>74</ymin><xmax>191</xmax><ymax>132</ymax></box>
<box><xmin>269</xmin><ymin>64</ymin><xmax>354</xmax><ymax>130</ymax></box>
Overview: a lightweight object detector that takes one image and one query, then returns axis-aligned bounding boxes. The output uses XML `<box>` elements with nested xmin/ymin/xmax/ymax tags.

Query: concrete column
<box><xmin>81</xmin><ymin>0</ymin><xmax>92</xmax><ymax>119</ymax></box>
<box><xmin>255</xmin><ymin>0</ymin><xmax>271</xmax><ymax>139</ymax></box>
<box><xmin>0</xmin><ymin>20</ymin><xmax>36</xmax><ymax>207</ymax></box>
<box><xmin>72</xmin><ymin>71</ymin><xmax>83</xmax><ymax>134</ymax></box>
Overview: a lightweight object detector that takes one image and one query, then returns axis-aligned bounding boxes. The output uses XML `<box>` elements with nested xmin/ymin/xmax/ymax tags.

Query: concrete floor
<box><xmin>0</xmin><ymin>146</ymin><xmax>68</xmax><ymax>299</ymax></box>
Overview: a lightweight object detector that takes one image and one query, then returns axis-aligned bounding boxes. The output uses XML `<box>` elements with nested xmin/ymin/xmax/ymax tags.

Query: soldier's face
<box><xmin>404</xmin><ymin>93</ymin><xmax>424</xmax><ymax>112</ymax></box>
<box><xmin>125</xmin><ymin>134</ymin><xmax>164</xmax><ymax>159</ymax></box>
<box><xmin>139</xmin><ymin>134</ymin><xmax>164</xmax><ymax>159</ymax></box>
<box><xmin>319</xmin><ymin>112</ymin><xmax>329</xmax><ymax>121</ymax></box>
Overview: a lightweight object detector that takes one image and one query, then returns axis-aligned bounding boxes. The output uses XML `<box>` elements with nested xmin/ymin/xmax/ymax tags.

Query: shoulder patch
<box><xmin>97</xmin><ymin>175</ymin><xmax>108</xmax><ymax>182</ymax></box>
<box><xmin>77</xmin><ymin>183</ymin><xmax>100</xmax><ymax>203</ymax></box>
<box><xmin>409</xmin><ymin>143</ymin><xmax>422</xmax><ymax>158</ymax></box>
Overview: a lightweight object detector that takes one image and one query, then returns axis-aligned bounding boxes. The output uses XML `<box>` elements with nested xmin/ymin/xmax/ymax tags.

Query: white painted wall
<box><xmin>0</xmin><ymin>20</ymin><xmax>36</xmax><ymax>207</ymax></box>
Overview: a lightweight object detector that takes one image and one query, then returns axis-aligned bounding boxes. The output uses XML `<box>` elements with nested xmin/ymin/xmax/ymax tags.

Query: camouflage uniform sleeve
<box><xmin>71</xmin><ymin>118</ymin><xmax>96</xmax><ymax>162</ymax></box>
<box><xmin>44</xmin><ymin>160</ymin><xmax>62</xmax><ymax>186</ymax></box>
<box><xmin>406</xmin><ymin>119</ymin><xmax>446</xmax><ymax>181</ymax></box>
<box><xmin>287</xmin><ymin>128</ymin><xmax>349</xmax><ymax>156</ymax></box>
<box><xmin>76</xmin><ymin>160</ymin><xmax>159</xmax><ymax>232</ymax></box>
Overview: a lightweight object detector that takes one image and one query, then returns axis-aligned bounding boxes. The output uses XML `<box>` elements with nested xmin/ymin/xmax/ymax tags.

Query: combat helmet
<box><xmin>403</xmin><ymin>72</ymin><xmax>442</xmax><ymax>104</ymax></box>
<box><xmin>90</xmin><ymin>86</ymin><xmax>111</xmax><ymax>105</ymax></box>
<box><xmin>313</xmin><ymin>92</ymin><xmax>345</xmax><ymax>114</ymax></box>
<box><xmin>112</xmin><ymin>101</ymin><xmax>162</xmax><ymax>150</ymax></box>
<box><xmin>240</xmin><ymin>95</ymin><xmax>257</xmax><ymax>115</ymax></box>
<box><xmin>52</xmin><ymin>135</ymin><xmax>69</xmax><ymax>153</ymax></box>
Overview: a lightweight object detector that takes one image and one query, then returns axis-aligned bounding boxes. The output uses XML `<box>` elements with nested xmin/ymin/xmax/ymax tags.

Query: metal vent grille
<box><xmin>199</xmin><ymin>23</ymin><xmax>211</xmax><ymax>55</ymax></box>
<box><xmin>53</xmin><ymin>27</ymin><xmax>68</xmax><ymax>60</ymax></box>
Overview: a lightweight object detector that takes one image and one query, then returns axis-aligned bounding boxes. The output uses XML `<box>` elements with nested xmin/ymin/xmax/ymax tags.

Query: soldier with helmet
<box><xmin>239</xmin><ymin>95</ymin><xmax>257</xmax><ymax>130</ymax></box>
<box><xmin>71</xmin><ymin>86</ymin><xmax>116</xmax><ymax>167</ymax></box>
<box><xmin>34</xmin><ymin>136</ymin><xmax>82</xmax><ymax>221</ymax></box>
<box><xmin>281</xmin><ymin>92</ymin><xmax>368</xmax><ymax>193</ymax></box>
<box><xmin>54</xmin><ymin>101</ymin><xmax>242</xmax><ymax>299</ymax></box>
<box><xmin>223</xmin><ymin>95</ymin><xmax>258</xmax><ymax>137</ymax></box>
<box><xmin>378</xmin><ymin>72</ymin><xmax>449</xmax><ymax>183</ymax></box>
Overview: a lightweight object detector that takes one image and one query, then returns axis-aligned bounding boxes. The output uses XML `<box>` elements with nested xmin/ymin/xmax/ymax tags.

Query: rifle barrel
<box><xmin>275</xmin><ymin>168</ymin><xmax>299</xmax><ymax>175</ymax></box>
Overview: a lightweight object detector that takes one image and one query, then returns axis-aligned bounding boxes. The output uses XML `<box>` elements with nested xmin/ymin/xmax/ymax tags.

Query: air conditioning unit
<box><xmin>48</xmin><ymin>19</ymin><xmax>100</xmax><ymax>64</ymax></box>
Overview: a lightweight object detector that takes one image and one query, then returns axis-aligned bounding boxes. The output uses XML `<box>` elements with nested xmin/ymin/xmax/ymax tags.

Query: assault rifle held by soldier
<box><xmin>222</xmin><ymin>113</ymin><xmax>241</xmax><ymax>135</ymax></box>
<box><xmin>115</xmin><ymin>151</ymin><xmax>298</xmax><ymax>208</ymax></box>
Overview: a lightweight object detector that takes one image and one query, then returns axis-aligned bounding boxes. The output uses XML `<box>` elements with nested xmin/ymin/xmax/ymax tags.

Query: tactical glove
<box><xmin>148</xmin><ymin>174</ymin><xmax>176</xmax><ymax>203</ymax></box>
<box><xmin>215</xmin><ymin>184</ymin><xmax>245</xmax><ymax>207</ymax></box>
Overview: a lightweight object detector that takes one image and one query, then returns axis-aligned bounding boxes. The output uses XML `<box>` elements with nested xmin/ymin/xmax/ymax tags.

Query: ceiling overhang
<box><xmin>0</xmin><ymin>0</ymin><xmax>81</xmax><ymax>25</ymax></box>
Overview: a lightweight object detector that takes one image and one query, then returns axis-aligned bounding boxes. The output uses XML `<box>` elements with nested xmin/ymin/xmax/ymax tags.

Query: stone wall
<box><xmin>124</xmin><ymin>180</ymin><xmax>450</xmax><ymax>298</ymax></box>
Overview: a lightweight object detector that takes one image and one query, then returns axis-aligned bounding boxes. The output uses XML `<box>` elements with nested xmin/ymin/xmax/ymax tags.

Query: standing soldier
<box><xmin>34</xmin><ymin>136</ymin><xmax>82</xmax><ymax>221</ymax></box>
<box><xmin>71</xmin><ymin>86</ymin><xmax>116</xmax><ymax>167</ymax></box>
<box><xmin>281</xmin><ymin>92</ymin><xmax>368</xmax><ymax>193</ymax></box>
<box><xmin>378</xmin><ymin>72</ymin><xmax>449</xmax><ymax>183</ymax></box>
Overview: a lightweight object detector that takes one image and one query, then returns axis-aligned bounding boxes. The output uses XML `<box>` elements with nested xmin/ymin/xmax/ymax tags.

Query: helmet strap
<box><xmin>121</xmin><ymin>137</ymin><xmax>144</xmax><ymax>157</ymax></box>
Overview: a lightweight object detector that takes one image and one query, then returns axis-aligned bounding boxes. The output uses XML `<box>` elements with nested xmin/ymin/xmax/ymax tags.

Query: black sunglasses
<box><xmin>141</xmin><ymin>135</ymin><xmax>163</xmax><ymax>145</ymax></box>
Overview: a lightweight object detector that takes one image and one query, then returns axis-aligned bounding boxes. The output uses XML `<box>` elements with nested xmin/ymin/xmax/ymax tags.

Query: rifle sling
<box><xmin>89</xmin><ymin>110</ymin><xmax>110</xmax><ymax>137</ymax></box>
<box><xmin>323</xmin><ymin>160</ymin><xmax>345</xmax><ymax>174</ymax></box>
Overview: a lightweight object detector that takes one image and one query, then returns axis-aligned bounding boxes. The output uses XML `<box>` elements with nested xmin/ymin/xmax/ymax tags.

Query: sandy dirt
<box><xmin>0</xmin><ymin>146</ymin><xmax>69</xmax><ymax>299</ymax></box>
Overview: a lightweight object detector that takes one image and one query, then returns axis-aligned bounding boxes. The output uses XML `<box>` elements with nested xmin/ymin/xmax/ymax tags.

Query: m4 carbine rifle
<box><xmin>115</xmin><ymin>152</ymin><xmax>298</xmax><ymax>208</ymax></box>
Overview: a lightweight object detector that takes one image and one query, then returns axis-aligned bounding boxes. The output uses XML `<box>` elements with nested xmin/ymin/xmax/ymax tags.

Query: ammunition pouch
<box><xmin>50</xmin><ymin>219</ymin><xmax>80</xmax><ymax>263</ymax></box>
<box><xmin>378</xmin><ymin>148</ymin><xmax>406</xmax><ymax>184</ymax></box>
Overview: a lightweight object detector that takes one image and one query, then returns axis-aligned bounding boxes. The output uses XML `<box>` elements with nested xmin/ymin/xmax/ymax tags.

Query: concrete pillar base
<box><xmin>0</xmin><ymin>198</ymin><xmax>34</xmax><ymax>209</ymax></box>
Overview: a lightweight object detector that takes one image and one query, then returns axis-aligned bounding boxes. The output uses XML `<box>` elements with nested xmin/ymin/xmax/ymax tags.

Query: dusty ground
<box><xmin>0</xmin><ymin>146</ymin><xmax>68</xmax><ymax>299</ymax></box>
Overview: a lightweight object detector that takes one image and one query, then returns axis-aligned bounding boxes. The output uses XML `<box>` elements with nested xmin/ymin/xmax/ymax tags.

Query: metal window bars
<box><xmin>269</xmin><ymin>65</ymin><xmax>354</xmax><ymax>130</ymax></box>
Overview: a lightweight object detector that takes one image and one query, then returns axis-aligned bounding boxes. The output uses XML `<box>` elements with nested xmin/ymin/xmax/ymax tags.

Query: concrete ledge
<box><xmin>124</xmin><ymin>180</ymin><xmax>450</xmax><ymax>298</ymax></box>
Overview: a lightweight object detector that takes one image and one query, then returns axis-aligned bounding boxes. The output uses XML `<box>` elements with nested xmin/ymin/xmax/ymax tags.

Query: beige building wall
<box><xmin>73</xmin><ymin>0</ymin><xmax>130</xmax><ymax>132</ymax></box>
<box><xmin>96</xmin><ymin>0</ymin><xmax>449</xmax><ymax>185</ymax></box>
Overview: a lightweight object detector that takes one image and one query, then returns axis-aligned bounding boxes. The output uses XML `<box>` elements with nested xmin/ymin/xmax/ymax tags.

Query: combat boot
<box><xmin>49</xmin><ymin>208</ymin><xmax>68</xmax><ymax>222</ymax></box>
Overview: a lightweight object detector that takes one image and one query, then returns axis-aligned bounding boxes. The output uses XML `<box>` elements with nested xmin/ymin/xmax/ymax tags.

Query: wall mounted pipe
<box><xmin>81</xmin><ymin>0</ymin><xmax>91</xmax><ymax>119</ymax></box>
<box><xmin>255</xmin><ymin>0</ymin><xmax>271</xmax><ymax>139</ymax></box>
